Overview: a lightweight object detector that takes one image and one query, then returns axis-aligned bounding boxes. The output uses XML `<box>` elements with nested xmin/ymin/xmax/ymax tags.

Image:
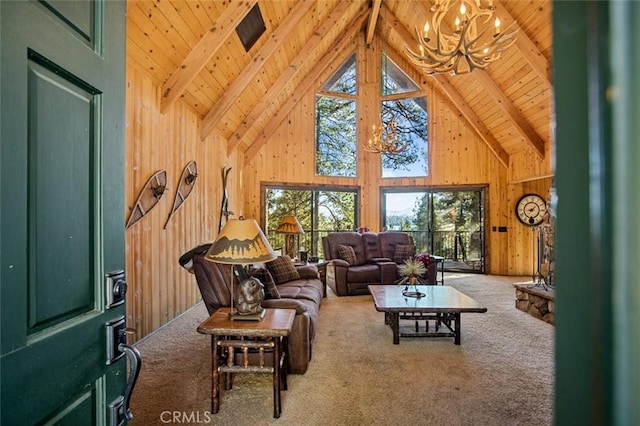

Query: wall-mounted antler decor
<box><xmin>126</xmin><ymin>169</ymin><xmax>167</xmax><ymax>229</ymax></box>
<box><xmin>164</xmin><ymin>161</ymin><xmax>198</xmax><ymax>229</ymax></box>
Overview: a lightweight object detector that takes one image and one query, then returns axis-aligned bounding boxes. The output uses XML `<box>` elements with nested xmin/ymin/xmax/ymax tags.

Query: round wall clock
<box><xmin>515</xmin><ymin>193</ymin><xmax>547</xmax><ymax>226</ymax></box>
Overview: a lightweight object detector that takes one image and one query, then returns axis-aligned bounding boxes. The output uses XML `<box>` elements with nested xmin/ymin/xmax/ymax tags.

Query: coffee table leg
<box><xmin>454</xmin><ymin>313</ymin><xmax>461</xmax><ymax>345</ymax></box>
<box><xmin>389</xmin><ymin>312</ymin><xmax>400</xmax><ymax>344</ymax></box>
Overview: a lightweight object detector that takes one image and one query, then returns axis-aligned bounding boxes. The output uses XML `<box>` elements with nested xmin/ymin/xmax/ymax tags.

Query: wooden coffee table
<box><xmin>368</xmin><ymin>285</ymin><xmax>487</xmax><ymax>345</ymax></box>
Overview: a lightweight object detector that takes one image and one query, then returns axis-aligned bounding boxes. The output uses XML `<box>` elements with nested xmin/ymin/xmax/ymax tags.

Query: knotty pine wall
<box><xmin>125</xmin><ymin>34</ymin><xmax>552</xmax><ymax>341</ymax></box>
<box><xmin>125</xmin><ymin>63</ymin><xmax>243</xmax><ymax>341</ymax></box>
<box><xmin>243</xmin><ymin>35</ymin><xmax>553</xmax><ymax>277</ymax></box>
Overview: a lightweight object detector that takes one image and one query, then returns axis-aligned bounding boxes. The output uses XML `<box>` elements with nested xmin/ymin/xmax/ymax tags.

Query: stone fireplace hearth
<box><xmin>514</xmin><ymin>284</ymin><xmax>555</xmax><ymax>325</ymax></box>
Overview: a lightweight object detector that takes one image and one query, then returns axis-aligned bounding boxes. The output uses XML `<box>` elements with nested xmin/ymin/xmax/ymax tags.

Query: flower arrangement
<box><xmin>396</xmin><ymin>258</ymin><xmax>427</xmax><ymax>285</ymax></box>
<box><xmin>414</xmin><ymin>252</ymin><xmax>432</xmax><ymax>269</ymax></box>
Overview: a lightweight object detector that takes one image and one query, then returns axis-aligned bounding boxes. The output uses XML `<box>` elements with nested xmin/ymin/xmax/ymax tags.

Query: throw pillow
<box><xmin>337</xmin><ymin>244</ymin><xmax>357</xmax><ymax>265</ymax></box>
<box><xmin>248</xmin><ymin>267</ymin><xmax>280</xmax><ymax>300</ymax></box>
<box><xmin>394</xmin><ymin>244</ymin><xmax>416</xmax><ymax>264</ymax></box>
<box><xmin>266</xmin><ymin>255</ymin><xmax>300</xmax><ymax>285</ymax></box>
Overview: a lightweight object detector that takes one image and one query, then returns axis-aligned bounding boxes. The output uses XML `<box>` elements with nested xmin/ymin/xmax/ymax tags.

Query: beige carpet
<box><xmin>130</xmin><ymin>274</ymin><xmax>554</xmax><ymax>425</ymax></box>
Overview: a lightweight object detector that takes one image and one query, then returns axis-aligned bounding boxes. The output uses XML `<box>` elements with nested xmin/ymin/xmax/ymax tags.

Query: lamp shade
<box><xmin>274</xmin><ymin>215</ymin><xmax>304</xmax><ymax>235</ymax></box>
<box><xmin>205</xmin><ymin>218</ymin><xmax>276</xmax><ymax>264</ymax></box>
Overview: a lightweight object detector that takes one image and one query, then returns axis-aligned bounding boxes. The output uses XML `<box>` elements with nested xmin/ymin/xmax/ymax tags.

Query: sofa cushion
<box><xmin>337</xmin><ymin>244</ymin><xmax>357</xmax><ymax>265</ymax></box>
<box><xmin>394</xmin><ymin>244</ymin><xmax>416</xmax><ymax>264</ymax></box>
<box><xmin>277</xmin><ymin>279</ymin><xmax>324</xmax><ymax>306</ymax></box>
<box><xmin>248</xmin><ymin>266</ymin><xmax>280</xmax><ymax>299</ymax></box>
<box><xmin>296</xmin><ymin>264</ymin><xmax>320</xmax><ymax>280</ymax></box>
<box><xmin>266</xmin><ymin>255</ymin><xmax>300</xmax><ymax>284</ymax></box>
<box><xmin>347</xmin><ymin>264</ymin><xmax>381</xmax><ymax>283</ymax></box>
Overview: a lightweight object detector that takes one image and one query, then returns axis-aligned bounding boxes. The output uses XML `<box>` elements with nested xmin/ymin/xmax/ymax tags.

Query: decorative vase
<box><xmin>402</xmin><ymin>276</ymin><xmax>425</xmax><ymax>298</ymax></box>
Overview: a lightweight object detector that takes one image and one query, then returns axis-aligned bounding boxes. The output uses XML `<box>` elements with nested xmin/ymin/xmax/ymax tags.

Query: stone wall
<box><xmin>515</xmin><ymin>284</ymin><xmax>555</xmax><ymax>325</ymax></box>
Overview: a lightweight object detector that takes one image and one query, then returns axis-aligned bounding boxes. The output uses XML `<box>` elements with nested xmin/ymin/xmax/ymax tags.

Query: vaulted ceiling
<box><xmin>126</xmin><ymin>0</ymin><xmax>553</xmax><ymax>167</ymax></box>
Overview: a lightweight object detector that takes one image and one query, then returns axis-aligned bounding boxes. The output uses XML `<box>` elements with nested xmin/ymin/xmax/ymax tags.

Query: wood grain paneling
<box><xmin>243</xmin><ymin>33</ymin><xmax>550</xmax><ymax>276</ymax></box>
<box><xmin>125</xmin><ymin>62</ymin><xmax>242</xmax><ymax>341</ymax></box>
<box><xmin>124</xmin><ymin>0</ymin><xmax>555</xmax><ymax>341</ymax></box>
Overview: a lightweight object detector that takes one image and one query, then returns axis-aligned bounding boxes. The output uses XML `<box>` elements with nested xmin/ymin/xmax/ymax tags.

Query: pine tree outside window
<box><xmin>381</xmin><ymin>54</ymin><xmax>428</xmax><ymax>178</ymax></box>
<box><xmin>316</xmin><ymin>54</ymin><xmax>357</xmax><ymax>177</ymax></box>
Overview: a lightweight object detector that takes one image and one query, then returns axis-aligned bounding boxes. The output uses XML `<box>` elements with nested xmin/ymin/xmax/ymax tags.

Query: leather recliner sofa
<box><xmin>322</xmin><ymin>231</ymin><xmax>436</xmax><ymax>296</ymax></box>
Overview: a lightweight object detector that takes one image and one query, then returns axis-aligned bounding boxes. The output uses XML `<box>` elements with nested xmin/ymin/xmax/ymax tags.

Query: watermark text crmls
<box><xmin>160</xmin><ymin>411</ymin><xmax>212</xmax><ymax>424</ymax></box>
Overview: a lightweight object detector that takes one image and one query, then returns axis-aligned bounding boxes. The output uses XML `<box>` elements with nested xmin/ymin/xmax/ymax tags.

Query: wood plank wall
<box><xmin>243</xmin><ymin>34</ymin><xmax>553</xmax><ymax>277</ymax></box>
<box><xmin>124</xmin><ymin>30</ymin><xmax>552</xmax><ymax>342</ymax></box>
<box><xmin>125</xmin><ymin>63</ymin><xmax>243</xmax><ymax>341</ymax></box>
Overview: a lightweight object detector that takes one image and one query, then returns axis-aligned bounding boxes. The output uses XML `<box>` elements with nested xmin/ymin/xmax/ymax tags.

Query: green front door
<box><xmin>1</xmin><ymin>1</ymin><xmax>128</xmax><ymax>424</ymax></box>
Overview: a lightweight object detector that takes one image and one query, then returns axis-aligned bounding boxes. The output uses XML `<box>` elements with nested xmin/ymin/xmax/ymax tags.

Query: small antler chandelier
<box><xmin>406</xmin><ymin>0</ymin><xmax>518</xmax><ymax>75</ymax></box>
<box><xmin>363</xmin><ymin>115</ymin><xmax>407</xmax><ymax>155</ymax></box>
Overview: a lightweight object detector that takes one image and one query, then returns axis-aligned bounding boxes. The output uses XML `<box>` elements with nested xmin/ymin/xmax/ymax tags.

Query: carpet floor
<box><xmin>130</xmin><ymin>273</ymin><xmax>554</xmax><ymax>425</ymax></box>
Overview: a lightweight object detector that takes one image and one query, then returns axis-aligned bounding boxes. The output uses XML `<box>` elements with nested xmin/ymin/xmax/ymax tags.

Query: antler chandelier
<box><xmin>406</xmin><ymin>0</ymin><xmax>518</xmax><ymax>75</ymax></box>
<box><xmin>362</xmin><ymin>115</ymin><xmax>407</xmax><ymax>155</ymax></box>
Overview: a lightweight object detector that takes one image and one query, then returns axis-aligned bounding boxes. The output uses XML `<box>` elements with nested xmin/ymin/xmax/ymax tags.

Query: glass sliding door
<box><xmin>382</xmin><ymin>187</ymin><xmax>486</xmax><ymax>273</ymax></box>
<box><xmin>264</xmin><ymin>185</ymin><xmax>358</xmax><ymax>258</ymax></box>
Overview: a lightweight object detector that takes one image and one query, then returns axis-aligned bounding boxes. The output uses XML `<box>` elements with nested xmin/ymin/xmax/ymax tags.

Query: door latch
<box><xmin>105</xmin><ymin>270</ymin><xmax>127</xmax><ymax>309</ymax></box>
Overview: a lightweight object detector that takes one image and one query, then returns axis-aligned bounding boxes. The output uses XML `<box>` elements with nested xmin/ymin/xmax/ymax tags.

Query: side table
<box><xmin>197</xmin><ymin>308</ymin><xmax>296</xmax><ymax>418</ymax></box>
<box><xmin>431</xmin><ymin>255</ymin><xmax>445</xmax><ymax>285</ymax></box>
<box><xmin>309</xmin><ymin>260</ymin><xmax>328</xmax><ymax>297</ymax></box>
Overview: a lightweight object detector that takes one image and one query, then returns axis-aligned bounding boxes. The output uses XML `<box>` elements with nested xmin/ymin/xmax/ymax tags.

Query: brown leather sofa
<box><xmin>179</xmin><ymin>244</ymin><xmax>323</xmax><ymax>374</ymax></box>
<box><xmin>322</xmin><ymin>231</ymin><xmax>436</xmax><ymax>296</ymax></box>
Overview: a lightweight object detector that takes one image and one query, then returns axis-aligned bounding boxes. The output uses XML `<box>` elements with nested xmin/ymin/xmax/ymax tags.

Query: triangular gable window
<box><xmin>382</xmin><ymin>53</ymin><xmax>420</xmax><ymax>96</ymax></box>
<box><xmin>321</xmin><ymin>53</ymin><xmax>357</xmax><ymax>95</ymax></box>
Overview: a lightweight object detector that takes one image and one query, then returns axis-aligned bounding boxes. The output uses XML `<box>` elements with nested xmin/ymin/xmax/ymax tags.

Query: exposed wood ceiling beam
<box><xmin>401</xmin><ymin>1</ymin><xmax>545</xmax><ymax>158</ymax></box>
<box><xmin>365</xmin><ymin>0</ymin><xmax>382</xmax><ymax>47</ymax></box>
<box><xmin>200</xmin><ymin>0</ymin><xmax>315</xmax><ymax>140</ymax></box>
<box><xmin>494</xmin><ymin>0</ymin><xmax>551</xmax><ymax>88</ymax></box>
<box><xmin>378</xmin><ymin>6</ymin><xmax>509</xmax><ymax>168</ymax></box>
<box><xmin>160</xmin><ymin>0</ymin><xmax>257</xmax><ymax>113</ymax></box>
<box><xmin>431</xmin><ymin>75</ymin><xmax>510</xmax><ymax>168</ymax></box>
<box><xmin>244</xmin><ymin>9</ymin><xmax>370</xmax><ymax>164</ymax></box>
<box><xmin>227</xmin><ymin>1</ymin><xmax>362</xmax><ymax>155</ymax></box>
<box><xmin>472</xmin><ymin>70</ymin><xmax>546</xmax><ymax>158</ymax></box>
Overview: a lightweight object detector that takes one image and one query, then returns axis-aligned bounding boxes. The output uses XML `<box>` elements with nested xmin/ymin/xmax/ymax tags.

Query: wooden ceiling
<box><xmin>126</xmin><ymin>0</ymin><xmax>553</xmax><ymax>167</ymax></box>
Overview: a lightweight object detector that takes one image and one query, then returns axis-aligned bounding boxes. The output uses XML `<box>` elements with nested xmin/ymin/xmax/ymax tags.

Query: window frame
<box><xmin>261</xmin><ymin>182</ymin><xmax>360</xmax><ymax>257</ymax></box>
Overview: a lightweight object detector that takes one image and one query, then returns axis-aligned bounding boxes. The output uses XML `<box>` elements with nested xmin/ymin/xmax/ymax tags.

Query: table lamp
<box><xmin>205</xmin><ymin>217</ymin><xmax>276</xmax><ymax>320</ymax></box>
<box><xmin>274</xmin><ymin>215</ymin><xmax>304</xmax><ymax>259</ymax></box>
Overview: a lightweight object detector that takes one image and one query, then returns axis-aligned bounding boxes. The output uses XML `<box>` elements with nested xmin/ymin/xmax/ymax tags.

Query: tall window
<box><xmin>381</xmin><ymin>54</ymin><xmax>428</xmax><ymax>178</ymax></box>
<box><xmin>316</xmin><ymin>54</ymin><xmax>357</xmax><ymax>177</ymax></box>
<box><xmin>264</xmin><ymin>185</ymin><xmax>358</xmax><ymax>257</ymax></box>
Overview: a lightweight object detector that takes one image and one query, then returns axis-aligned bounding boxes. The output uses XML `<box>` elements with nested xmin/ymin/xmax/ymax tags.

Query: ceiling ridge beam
<box><xmin>200</xmin><ymin>0</ymin><xmax>316</xmax><ymax>140</ymax></box>
<box><xmin>365</xmin><ymin>0</ymin><xmax>382</xmax><ymax>47</ymax></box>
<box><xmin>160</xmin><ymin>0</ymin><xmax>258</xmax><ymax>113</ymax></box>
<box><xmin>243</xmin><ymin>10</ymin><xmax>370</xmax><ymax>164</ymax></box>
<box><xmin>227</xmin><ymin>1</ymin><xmax>362</xmax><ymax>155</ymax></box>
<box><xmin>379</xmin><ymin>6</ymin><xmax>509</xmax><ymax>168</ymax></box>
<box><xmin>472</xmin><ymin>70</ymin><xmax>546</xmax><ymax>158</ymax></box>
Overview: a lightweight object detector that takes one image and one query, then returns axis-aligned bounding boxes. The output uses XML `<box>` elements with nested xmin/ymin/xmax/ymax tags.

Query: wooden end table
<box><xmin>197</xmin><ymin>308</ymin><xmax>296</xmax><ymax>418</ymax></box>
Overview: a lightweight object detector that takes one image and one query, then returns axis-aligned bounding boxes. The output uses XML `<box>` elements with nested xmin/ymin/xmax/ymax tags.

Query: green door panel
<box><xmin>1</xmin><ymin>1</ymin><xmax>127</xmax><ymax>424</ymax></box>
